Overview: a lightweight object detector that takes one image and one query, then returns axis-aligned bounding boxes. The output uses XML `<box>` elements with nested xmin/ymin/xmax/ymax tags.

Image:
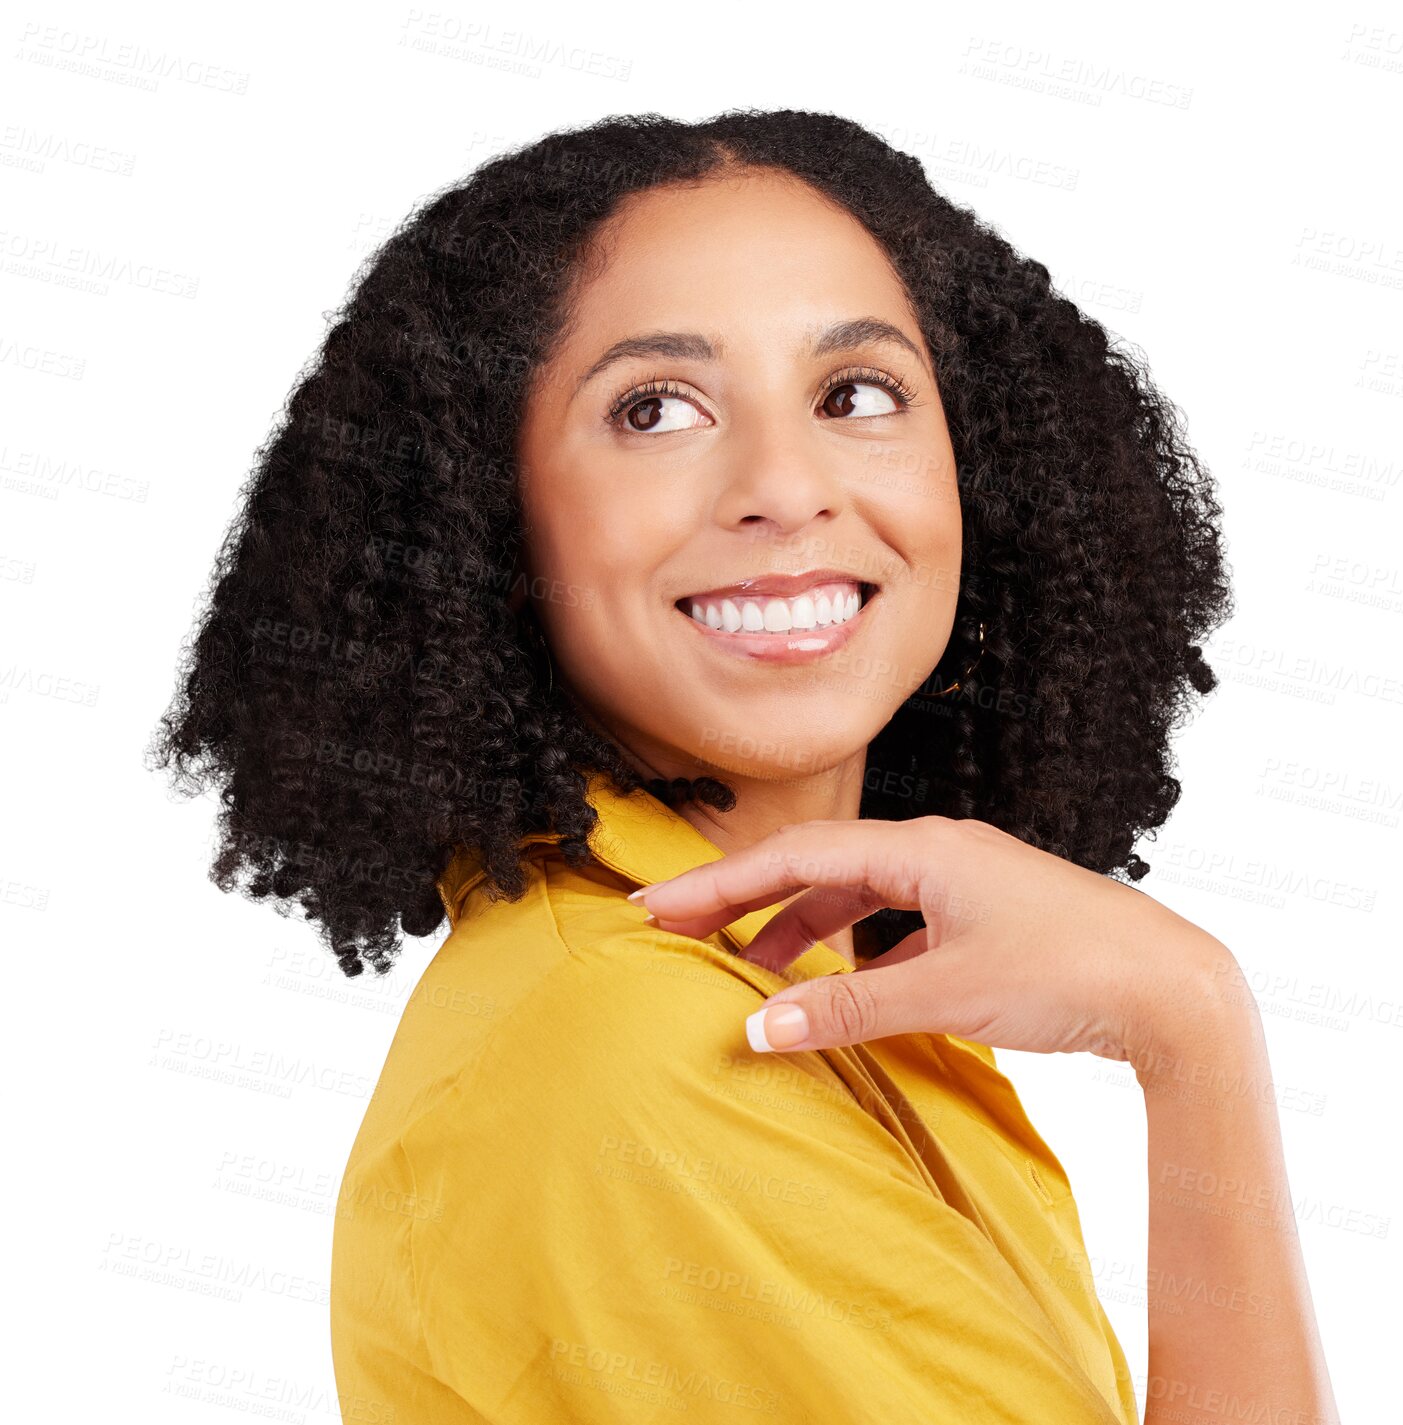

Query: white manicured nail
<box><xmin>745</xmin><ymin>1003</ymin><xmax>809</xmax><ymax>1053</ymax></box>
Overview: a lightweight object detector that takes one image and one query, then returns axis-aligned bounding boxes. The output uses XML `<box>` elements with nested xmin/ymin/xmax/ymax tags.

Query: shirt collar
<box><xmin>436</xmin><ymin>769</ymin><xmax>855</xmax><ymax>979</ymax></box>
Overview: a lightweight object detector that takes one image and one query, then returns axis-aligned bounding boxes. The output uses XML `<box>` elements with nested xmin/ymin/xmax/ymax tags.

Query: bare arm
<box><xmin>1134</xmin><ymin>941</ymin><xmax>1341</xmax><ymax>1425</ymax></box>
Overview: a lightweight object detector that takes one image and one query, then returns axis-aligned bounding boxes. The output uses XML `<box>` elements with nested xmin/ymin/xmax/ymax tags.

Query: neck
<box><xmin>621</xmin><ymin>741</ymin><xmax>871</xmax><ymax>967</ymax></box>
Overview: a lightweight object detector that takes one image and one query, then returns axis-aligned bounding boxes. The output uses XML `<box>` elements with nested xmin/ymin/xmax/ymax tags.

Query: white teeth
<box><xmin>683</xmin><ymin>581</ymin><xmax>867</xmax><ymax>634</ymax></box>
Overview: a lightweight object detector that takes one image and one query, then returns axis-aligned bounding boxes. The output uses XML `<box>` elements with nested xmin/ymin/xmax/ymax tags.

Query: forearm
<box><xmin>1132</xmin><ymin>949</ymin><xmax>1340</xmax><ymax>1425</ymax></box>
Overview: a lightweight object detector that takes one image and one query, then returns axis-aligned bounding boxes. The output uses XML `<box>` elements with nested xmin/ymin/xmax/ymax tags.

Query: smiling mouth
<box><xmin>673</xmin><ymin>580</ymin><xmax>879</xmax><ymax>635</ymax></box>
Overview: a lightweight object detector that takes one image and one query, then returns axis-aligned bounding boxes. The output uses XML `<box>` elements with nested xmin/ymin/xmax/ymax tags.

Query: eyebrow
<box><xmin>572</xmin><ymin>316</ymin><xmax>927</xmax><ymax>400</ymax></box>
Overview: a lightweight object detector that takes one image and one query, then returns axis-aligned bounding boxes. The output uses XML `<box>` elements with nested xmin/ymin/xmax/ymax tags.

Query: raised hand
<box><xmin>629</xmin><ymin>815</ymin><xmax>1231</xmax><ymax>1063</ymax></box>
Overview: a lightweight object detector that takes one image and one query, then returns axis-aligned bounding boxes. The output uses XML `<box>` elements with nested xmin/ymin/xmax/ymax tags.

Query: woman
<box><xmin>151</xmin><ymin>110</ymin><xmax>1338</xmax><ymax>1422</ymax></box>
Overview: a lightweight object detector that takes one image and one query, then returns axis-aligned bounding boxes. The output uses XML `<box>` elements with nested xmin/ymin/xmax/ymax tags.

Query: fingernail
<box><xmin>627</xmin><ymin>882</ymin><xmax>667</xmax><ymax>902</ymax></box>
<box><xmin>745</xmin><ymin>1003</ymin><xmax>809</xmax><ymax>1053</ymax></box>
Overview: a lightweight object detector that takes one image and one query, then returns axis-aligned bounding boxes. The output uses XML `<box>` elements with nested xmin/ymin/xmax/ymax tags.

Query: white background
<box><xmin>4</xmin><ymin>2</ymin><xmax>1399</xmax><ymax>1420</ymax></box>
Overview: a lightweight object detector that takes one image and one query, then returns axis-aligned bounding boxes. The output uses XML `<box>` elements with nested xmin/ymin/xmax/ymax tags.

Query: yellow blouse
<box><xmin>330</xmin><ymin>771</ymin><xmax>1139</xmax><ymax>1424</ymax></box>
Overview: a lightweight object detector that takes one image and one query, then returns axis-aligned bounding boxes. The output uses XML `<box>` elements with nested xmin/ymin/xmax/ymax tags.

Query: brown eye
<box><xmin>611</xmin><ymin>389</ymin><xmax>709</xmax><ymax>435</ymax></box>
<box><xmin>627</xmin><ymin>397</ymin><xmax>663</xmax><ymax>432</ymax></box>
<box><xmin>820</xmin><ymin>379</ymin><xmax>903</xmax><ymax>419</ymax></box>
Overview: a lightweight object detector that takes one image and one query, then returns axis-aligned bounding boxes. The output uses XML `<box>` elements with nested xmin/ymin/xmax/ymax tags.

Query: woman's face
<box><xmin>514</xmin><ymin>167</ymin><xmax>961</xmax><ymax>787</ymax></box>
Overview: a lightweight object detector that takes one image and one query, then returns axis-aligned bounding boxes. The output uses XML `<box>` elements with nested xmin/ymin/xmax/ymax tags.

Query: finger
<box><xmin>635</xmin><ymin>820</ymin><xmax>923</xmax><ymax>925</ymax></box>
<box><xmin>744</xmin><ymin>930</ymin><xmax>941</xmax><ymax>1052</ymax></box>
<box><xmin>853</xmin><ymin>933</ymin><xmax>929</xmax><ymax>970</ymax></box>
<box><xmin>642</xmin><ymin>881</ymin><xmax>814</xmax><ymax>944</ymax></box>
<box><xmin>737</xmin><ymin>883</ymin><xmax>887</xmax><ymax>975</ymax></box>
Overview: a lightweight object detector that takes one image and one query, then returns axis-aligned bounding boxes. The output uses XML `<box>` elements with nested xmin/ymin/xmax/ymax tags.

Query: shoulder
<box><xmin>432</xmin><ymin>850</ymin><xmax>999</xmax><ymax>1125</ymax></box>
<box><xmin>398</xmin><ymin>903</ymin><xmax>909</xmax><ymax>1192</ymax></box>
<box><xmin>503</xmin><ymin>848</ymin><xmax>784</xmax><ymax>1046</ymax></box>
<box><xmin>427</xmin><ymin>914</ymin><xmax>781</xmax><ymax>1110</ymax></box>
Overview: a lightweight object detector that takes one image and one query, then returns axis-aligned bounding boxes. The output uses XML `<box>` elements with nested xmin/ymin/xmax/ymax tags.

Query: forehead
<box><xmin>562</xmin><ymin>170</ymin><xmax>912</xmax><ymax>336</ymax></box>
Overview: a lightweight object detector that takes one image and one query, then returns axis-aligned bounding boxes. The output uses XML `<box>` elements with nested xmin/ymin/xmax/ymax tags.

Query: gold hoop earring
<box><xmin>925</xmin><ymin>620</ymin><xmax>987</xmax><ymax>698</ymax></box>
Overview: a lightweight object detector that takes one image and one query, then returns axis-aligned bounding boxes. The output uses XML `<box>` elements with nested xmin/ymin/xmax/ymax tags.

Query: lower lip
<box><xmin>673</xmin><ymin>590</ymin><xmax>878</xmax><ymax>664</ymax></box>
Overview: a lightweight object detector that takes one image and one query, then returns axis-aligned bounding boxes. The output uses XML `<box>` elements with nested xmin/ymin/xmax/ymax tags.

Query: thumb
<box><xmin>744</xmin><ymin>973</ymin><xmax>884</xmax><ymax>1054</ymax></box>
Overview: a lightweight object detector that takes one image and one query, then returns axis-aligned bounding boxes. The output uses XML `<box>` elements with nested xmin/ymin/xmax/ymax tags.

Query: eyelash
<box><xmin>604</xmin><ymin>365</ymin><xmax>920</xmax><ymax>431</ymax></box>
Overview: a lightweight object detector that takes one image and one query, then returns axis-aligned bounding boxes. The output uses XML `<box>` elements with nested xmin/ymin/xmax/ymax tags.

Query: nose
<box><xmin>710</xmin><ymin>423</ymin><xmax>849</xmax><ymax>537</ymax></box>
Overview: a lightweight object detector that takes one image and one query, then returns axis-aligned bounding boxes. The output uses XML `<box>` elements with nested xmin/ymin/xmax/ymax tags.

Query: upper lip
<box><xmin>676</xmin><ymin>566</ymin><xmax>880</xmax><ymax>604</ymax></box>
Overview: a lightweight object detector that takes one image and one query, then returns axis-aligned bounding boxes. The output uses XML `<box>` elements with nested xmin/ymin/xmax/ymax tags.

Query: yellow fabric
<box><xmin>331</xmin><ymin>771</ymin><xmax>1139</xmax><ymax>1424</ymax></box>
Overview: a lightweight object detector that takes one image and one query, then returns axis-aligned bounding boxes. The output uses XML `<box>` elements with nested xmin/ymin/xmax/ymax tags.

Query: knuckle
<box><xmin>924</xmin><ymin>814</ymin><xmax>1004</xmax><ymax>858</ymax></box>
<box><xmin>958</xmin><ymin>816</ymin><xmax>1008</xmax><ymax>845</ymax></box>
<box><xmin>787</xmin><ymin>901</ymin><xmax>825</xmax><ymax>951</ymax></box>
<box><xmin>822</xmin><ymin>976</ymin><xmax>879</xmax><ymax>1043</ymax></box>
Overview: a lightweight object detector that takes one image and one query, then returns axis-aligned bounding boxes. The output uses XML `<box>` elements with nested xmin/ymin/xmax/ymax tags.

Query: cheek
<box><xmin>885</xmin><ymin>456</ymin><xmax>962</xmax><ymax>580</ymax></box>
<box><xmin>552</xmin><ymin>474</ymin><xmax>690</xmax><ymax>601</ymax></box>
<box><xmin>523</xmin><ymin>474</ymin><xmax>615</xmax><ymax>600</ymax></box>
<box><xmin>528</xmin><ymin>491</ymin><xmax>675</xmax><ymax>662</ymax></box>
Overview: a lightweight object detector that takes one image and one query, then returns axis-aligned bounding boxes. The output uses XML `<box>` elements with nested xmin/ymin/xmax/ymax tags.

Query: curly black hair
<box><xmin>147</xmin><ymin>107</ymin><xmax>1233</xmax><ymax>979</ymax></box>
